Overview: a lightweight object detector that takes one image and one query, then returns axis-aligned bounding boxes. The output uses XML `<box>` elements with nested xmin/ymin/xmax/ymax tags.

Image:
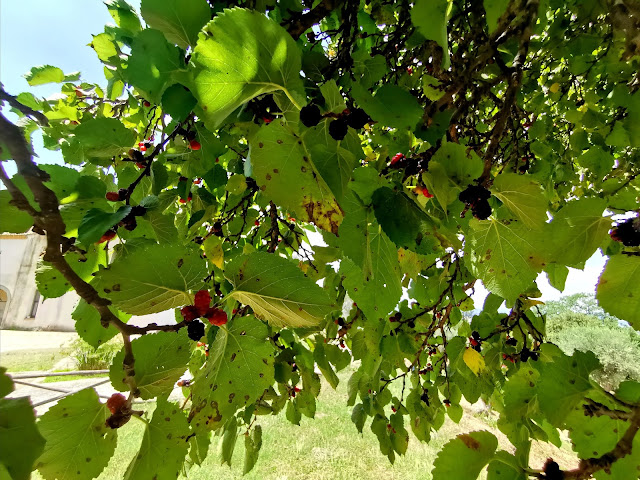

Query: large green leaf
<box><xmin>537</xmin><ymin>345</ymin><xmax>600</xmax><ymax>426</ymax></box>
<box><xmin>110</xmin><ymin>331</ymin><xmax>190</xmax><ymax>399</ymax></box>
<box><xmin>124</xmin><ymin>396</ymin><xmax>190</xmax><ymax>480</ymax></box>
<box><xmin>72</xmin><ymin>299</ymin><xmax>131</xmax><ymax>348</ymax></box>
<box><xmin>548</xmin><ymin>198</ymin><xmax>611</xmax><ymax>267</ymax></box>
<box><xmin>493</xmin><ymin>174</ymin><xmax>548</xmax><ymax>229</ymax></box>
<box><xmin>73</xmin><ymin>118</ymin><xmax>136</xmax><ymax>158</ymax></box>
<box><xmin>350</xmin><ymin>83</ymin><xmax>423</xmax><ymax>131</ymax></box>
<box><xmin>24</xmin><ymin>65</ymin><xmax>64</xmax><ymax>86</ymax></box>
<box><xmin>0</xmin><ymin>370</ymin><xmax>45</xmax><ymax>480</ymax></box>
<box><xmin>249</xmin><ymin>121</ymin><xmax>343</xmax><ymax>234</ymax></box>
<box><xmin>125</xmin><ymin>29</ymin><xmax>183</xmax><ymax>103</ymax></box>
<box><xmin>596</xmin><ymin>254</ymin><xmax>640</xmax><ymax>328</ymax></box>
<box><xmin>189</xmin><ymin>316</ymin><xmax>275</xmax><ymax>431</ymax></box>
<box><xmin>339</xmin><ymin>194</ymin><xmax>402</xmax><ymax>321</ymax></box>
<box><xmin>432</xmin><ymin>431</ymin><xmax>498</xmax><ymax>480</ymax></box>
<box><xmin>140</xmin><ymin>0</ymin><xmax>210</xmax><ymax>48</ymax></box>
<box><xmin>226</xmin><ymin>251</ymin><xmax>335</xmax><ymax>328</ymax></box>
<box><xmin>465</xmin><ymin>218</ymin><xmax>545</xmax><ymax>303</ymax></box>
<box><xmin>484</xmin><ymin>0</ymin><xmax>510</xmax><ymax>33</ymax></box>
<box><xmin>93</xmin><ymin>244</ymin><xmax>207</xmax><ymax>315</ymax></box>
<box><xmin>190</xmin><ymin>8</ymin><xmax>305</xmax><ymax>128</ymax></box>
<box><xmin>36</xmin><ymin>389</ymin><xmax>116</xmax><ymax>480</ymax></box>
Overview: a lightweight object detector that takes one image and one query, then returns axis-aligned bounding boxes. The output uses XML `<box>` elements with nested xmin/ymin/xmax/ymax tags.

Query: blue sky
<box><xmin>1</xmin><ymin>1</ymin><xmax>606</xmax><ymax>302</ymax></box>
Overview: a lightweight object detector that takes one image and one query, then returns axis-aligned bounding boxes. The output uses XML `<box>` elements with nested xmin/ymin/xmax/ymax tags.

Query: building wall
<box><xmin>0</xmin><ymin>234</ymin><xmax>77</xmax><ymax>331</ymax></box>
<box><xmin>0</xmin><ymin>233</ymin><xmax>176</xmax><ymax>332</ymax></box>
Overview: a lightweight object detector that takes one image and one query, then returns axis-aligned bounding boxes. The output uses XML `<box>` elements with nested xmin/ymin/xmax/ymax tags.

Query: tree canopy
<box><xmin>1</xmin><ymin>0</ymin><xmax>640</xmax><ymax>479</ymax></box>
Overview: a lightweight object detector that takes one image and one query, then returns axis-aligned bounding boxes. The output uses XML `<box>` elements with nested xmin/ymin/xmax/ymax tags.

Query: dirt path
<box><xmin>0</xmin><ymin>330</ymin><xmax>77</xmax><ymax>353</ymax></box>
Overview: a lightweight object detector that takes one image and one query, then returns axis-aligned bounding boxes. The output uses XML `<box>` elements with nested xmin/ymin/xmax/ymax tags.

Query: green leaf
<box><xmin>191</xmin><ymin>8</ymin><xmax>305</xmax><ymax>128</ymax></box>
<box><xmin>110</xmin><ymin>331</ymin><xmax>190</xmax><ymax>399</ymax></box>
<box><xmin>221</xmin><ymin>417</ymin><xmax>238</xmax><ymax>466</ymax></box>
<box><xmin>596</xmin><ymin>255</ymin><xmax>640</xmax><ymax>328</ymax></box>
<box><xmin>350</xmin><ymin>83</ymin><xmax>423</xmax><ymax>130</ymax></box>
<box><xmin>189</xmin><ymin>316</ymin><xmax>275</xmax><ymax>431</ymax></box>
<box><xmin>566</xmin><ymin>406</ymin><xmax>627</xmax><ymax>459</ymax></box>
<box><xmin>433</xmin><ymin>142</ymin><xmax>484</xmax><ymax>185</ymax></box>
<box><xmin>487</xmin><ymin>451</ymin><xmax>527</xmax><ymax>480</ymax></box>
<box><xmin>548</xmin><ymin>198</ymin><xmax>611</xmax><ymax>267</ymax></box>
<box><xmin>24</xmin><ymin>65</ymin><xmax>64</xmax><ymax>85</ymax></box>
<box><xmin>250</xmin><ymin>121</ymin><xmax>343</xmax><ymax>234</ymax></box>
<box><xmin>140</xmin><ymin>0</ymin><xmax>210</xmax><ymax>48</ymax></box>
<box><xmin>483</xmin><ymin>0</ymin><xmax>510</xmax><ymax>33</ymax></box>
<box><xmin>339</xmin><ymin>195</ymin><xmax>402</xmax><ymax>320</ymax></box>
<box><xmin>493</xmin><ymin>174</ymin><xmax>548</xmax><ymax>229</ymax></box>
<box><xmin>0</xmin><ymin>396</ymin><xmax>45</xmax><ymax>480</ymax></box>
<box><xmin>578</xmin><ymin>146</ymin><xmax>614</xmax><ymax>178</ymax></box>
<box><xmin>349</xmin><ymin>166</ymin><xmax>389</xmax><ymax>205</ymax></box>
<box><xmin>372</xmin><ymin>187</ymin><xmax>439</xmax><ymax>255</ymax></box>
<box><xmin>124</xmin><ymin>396</ymin><xmax>190</xmax><ymax>480</ymax></box>
<box><xmin>465</xmin><ymin>218</ymin><xmax>544</xmax><ymax>303</ymax></box>
<box><xmin>36</xmin><ymin>247</ymin><xmax>104</xmax><ymax>298</ymax></box>
<box><xmin>78</xmin><ymin>206</ymin><xmax>131</xmax><ymax>245</ymax></box>
<box><xmin>226</xmin><ymin>251</ymin><xmax>335</xmax><ymax>328</ymax></box>
<box><xmin>73</xmin><ymin>118</ymin><xmax>136</xmax><ymax>158</ymax></box>
<box><xmin>306</xmin><ymin>127</ymin><xmax>358</xmax><ymax>204</ymax></box>
<box><xmin>432</xmin><ymin>431</ymin><xmax>498</xmax><ymax>480</ymax></box>
<box><xmin>161</xmin><ymin>83</ymin><xmax>197</xmax><ymax>121</ymax></box>
<box><xmin>411</xmin><ymin>0</ymin><xmax>450</xmax><ymax>69</ymax></box>
<box><xmin>93</xmin><ymin>244</ymin><xmax>207</xmax><ymax>315</ymax></box>
<box><xmin>72</xmin><ymin>300</ymin><xmax>130</xmax><ymax>348</ymax></box>
<box><xmin>615</xmin><ymin>381</ymin><xmax>640</xmax><ymax>404</ymax></box>
<box><xmin>0</xmin><ymin>190</ymin><xmax>33</xmax><ymax>233</ymax></box>
<box><xmin>125</xmin><ymin>29</ymin><xmax>183</xmax><ymax>104</ymax></box>
<box><xmin>537</xmin><ymin>345</ymin><xmax>600</xmax><ymax>426</ymax></box>
<box><xmin>0</xmin><ymin>368</ymin><xmax>13</xmax><ymax>398</ymax></box>
<box><xmin>243</xmin><ymin>425</ymin><xmax>262</xmax><ymax>475</ymax></box>
<box><xmin>36</xmin><ymin>389</ymin><xmax>116</xmax><ymax>480</ymax></box>
<box><xmin>106</xmin><ymin>0</ymin><xmax>141</xmax><ymax>32</ymax></box>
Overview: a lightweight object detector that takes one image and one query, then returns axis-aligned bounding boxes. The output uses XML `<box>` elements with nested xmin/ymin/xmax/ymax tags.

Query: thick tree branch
<box><xmin>0</xmin><ymin>87</ymin><xmax>49</xmax><ymax>126</ymax></box>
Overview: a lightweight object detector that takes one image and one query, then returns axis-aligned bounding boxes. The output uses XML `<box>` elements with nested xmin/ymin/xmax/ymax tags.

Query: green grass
<box><xmin>0</xmin><ymin>348</ymin><xmax>68</xmax><ymax>372</ymax></box>
<box><xmin>30</xmin><ymin>367</ymin><xmax>577</xmax><ymax>480</ymax></box>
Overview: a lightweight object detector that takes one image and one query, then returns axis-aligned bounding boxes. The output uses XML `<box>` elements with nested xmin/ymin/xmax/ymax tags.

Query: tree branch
<box><xmin>284</xmin><ymin>0</ymin><xmax>345</xmax><ymax>40</ymax></box>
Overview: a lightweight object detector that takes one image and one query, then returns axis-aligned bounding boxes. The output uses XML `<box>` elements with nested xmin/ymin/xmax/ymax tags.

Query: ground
<box><xmin>1</xmin><ymin>330</ymin><xmax>578</xmax><ymax>479</ymax></box>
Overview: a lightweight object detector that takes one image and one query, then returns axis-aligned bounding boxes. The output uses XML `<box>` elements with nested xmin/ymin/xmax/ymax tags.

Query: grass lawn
<box><xmin>32</xmin><ymin>367</ymin><xmax>579</xmax><ymax>480</ymax></box>
<box><xmin>0</xmin><ymin>348</ymin><xmax>67</xmax><ymax>372</ymax></box>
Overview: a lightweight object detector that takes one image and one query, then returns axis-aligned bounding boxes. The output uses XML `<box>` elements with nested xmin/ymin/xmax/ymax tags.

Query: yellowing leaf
<box><xmin>549</xmin><ymin>82</ymin><xmax>560</xmax><ymax>93</ymax></box>
<box><xmin>204</xmin><ymin>235</ymin><xmax>224</xmax><ymax>269</ymax></box>
<box><xmin>520</xmin><ymin>298</ymin><xmax>545</xmax><ymax>309</ymax></box>
<box><xmin>463</xmin><ymin>348</ymin><xmax>485</xmax><ymax>376</ymax></box>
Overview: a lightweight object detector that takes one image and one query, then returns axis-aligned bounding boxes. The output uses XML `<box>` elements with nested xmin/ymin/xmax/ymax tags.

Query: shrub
<box><xmin>68</xmin><ymin>337</ymin><xmax>121</xmax><ymax>370</ymax></box>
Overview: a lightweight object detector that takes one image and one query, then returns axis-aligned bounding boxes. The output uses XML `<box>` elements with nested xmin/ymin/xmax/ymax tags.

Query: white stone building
<box><xmin>0</xmin><ymin>233</ymin><xmax>173</xmax><ymax>331</ymax></box>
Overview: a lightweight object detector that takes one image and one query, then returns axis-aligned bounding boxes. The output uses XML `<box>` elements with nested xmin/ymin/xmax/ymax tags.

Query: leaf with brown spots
<box><xmin>123</xmin><ymin>396</ymin><xmax>190</xmax><ymax>480</ymax></box>
<box><xmin>109</xmin><ymin>330</ymin><xmax>191</xmax><ymax>399</ymax></box>
<box><xmin>93</xmin><ymin>244</ymin><xmax>207</xmax><ymax>315</ymax></box>
<box><xmin>250</xmin><ymin>121</ymin><xmax>344</xmax><ymax>234</ymax></box>
<box><xmin>189</xmin><ymin>316</ymin><xmax>275</xmax><ymax>433</ymax></box>
<box><xmin>465</xmin><ymin>215</ymin><xmax>549</xmax><ymax>303</ymax></box>
<box><xmin>36</xmin><ymin>389</ymin><xmax>116</xmax><ymax>480</ymax></box>
<box><xmin>432</xmin><ymin>430</ymin><xmax>498</xmax><ymax>480</ymax></box>
<box><xmin>225</xmin><ymin>251</ymin><xmax>335</xmax><ymax>328</ymax></box>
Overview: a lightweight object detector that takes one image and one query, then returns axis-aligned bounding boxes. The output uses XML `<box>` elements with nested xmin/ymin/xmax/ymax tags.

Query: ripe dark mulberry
<box><xmin>329</xmin><ymin>118</ymin><xmax>348</xmax><ymax>140</ymax></box>
<box><xmin>187</xmin><ymin>320</ymin><xmax>205</xmax><ymax>341</ymax></box>
<box><xmin>346</xmin><ymin>108</ymin><xmax>369</xmax><ymax>129</ymax></box>
<box><xmin>299</xmin><ymin>105</ymin><xmax>322</xmax><ymax>127</ymax></box>
<box><xmin>610</xmin><ymin>217</ymin><xmax>640</xmax><ymax>247</ymax></box>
